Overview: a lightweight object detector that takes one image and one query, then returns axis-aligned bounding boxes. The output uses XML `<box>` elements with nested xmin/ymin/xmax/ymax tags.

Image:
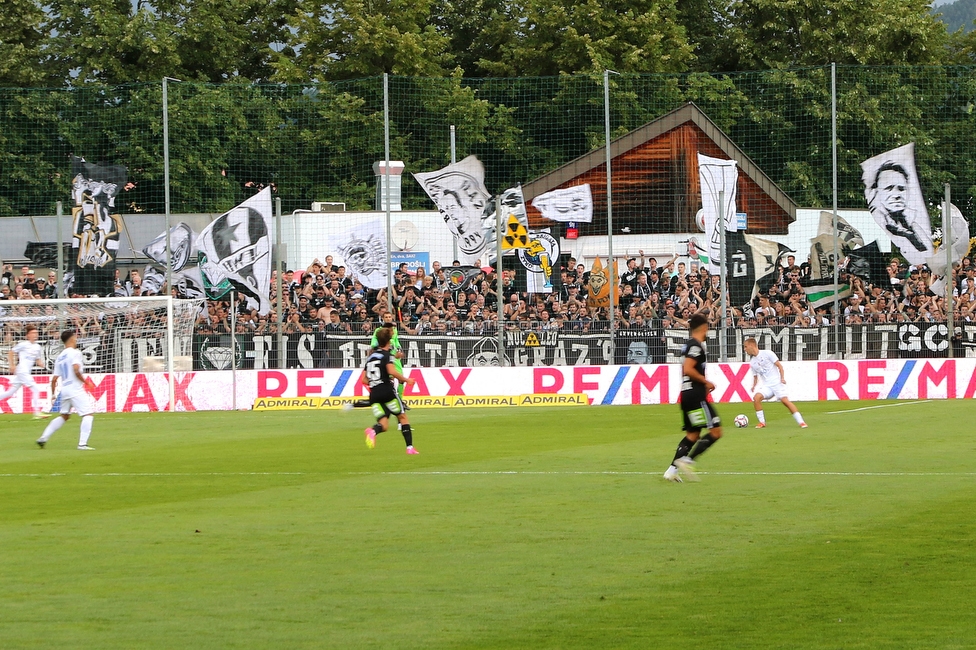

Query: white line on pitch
<box><xmin>825</xmin><ymin>400</ymin><xmax>932</xmax><ymax>414</ymax></box>
<box><xmin>0</xmin><ymin>469</ymin><xmax>974</xmax><ymax>478</ymax></box>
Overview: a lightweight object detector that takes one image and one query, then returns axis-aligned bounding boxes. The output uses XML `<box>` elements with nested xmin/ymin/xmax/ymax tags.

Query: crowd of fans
<box><xmin>6</xmin><ymin>248</ymin><xmax>976</xmax><ymax>340</ymax></box>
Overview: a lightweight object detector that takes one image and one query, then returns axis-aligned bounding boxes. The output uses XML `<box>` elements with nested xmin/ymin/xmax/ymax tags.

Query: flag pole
<box><xmin>719</xmin><ymin>189</ymin><xmax>727</xmax><ymax>362</ymax></box>
<box><xmin>450</xmin><ymin>124</ymin><xmax>458</xmax><ymax>263</ymax></box>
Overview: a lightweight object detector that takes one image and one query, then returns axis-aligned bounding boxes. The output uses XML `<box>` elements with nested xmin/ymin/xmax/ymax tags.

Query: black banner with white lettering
<box><xmin>191</xmin><ymin>324</ymin><xmax>976</xmax><ymax>369</ymax></box>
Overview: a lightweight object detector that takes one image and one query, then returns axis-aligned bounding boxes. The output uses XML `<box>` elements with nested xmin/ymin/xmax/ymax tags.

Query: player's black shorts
<box><xmin>680</xmin><ymin>394</ymin><xmax>720</xmax><ymax>432</ymax></box>
<box><xmin>369</xmin><ymin>386</ymin><xmax>405</xmax><ymax>419</ymax></box>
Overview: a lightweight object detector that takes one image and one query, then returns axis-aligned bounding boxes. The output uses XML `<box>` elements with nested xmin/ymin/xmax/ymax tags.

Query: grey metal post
<box><xmin>719</xmin><ymin>189</ymin><xmax>727</xmax><ymax>362</ymax></box>
<box><xmin>496</xmin><ymin>195</ymin><xmax>505</xmax><ymax>365</ymax></box>
<box><xmin>831</xmin><ymin>63</ymin><xmax>841</xmax><ymax>359</ymax></box>
<box><xmin>231</xmin><ymin>289</ymin><xmax>237</xmax><ymax>410</ymax></box>
<box><xmin>946</xmin><ymin>183</ymin><xmax>954</xmax><ymax>358</ymax></box>
<box><xmin>450</xmin><ymin>124</ymin><xmax>458</xmax><ymax>262</ymax></box>
<box><xmin>604</xmin><ymin>70</ymin><xmax>617</xmax><ymax>343</ymax></box>
<box><xmin>275</xmin><ymin>197</ymin><xmax>285</xmax><ymax>370</ymax></box>
<box><xmin>384</xmin><ymin>73</ymin><xmax>394</xmax><ymax>315</ymax></box>
<box><xmin>162</xmin><ymin>77</ymin><xmax>180</xmax><ymax>294</ymax></box>
<box><xmin>56</xmin><ymin>201</ymin><xmax>64</xmax><ymax>298</ymax></box>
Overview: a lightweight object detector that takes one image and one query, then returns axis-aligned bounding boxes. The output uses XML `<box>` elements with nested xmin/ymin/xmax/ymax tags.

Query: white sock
<box><xmin>79</xmin><ymin>416</ymin><xmax>94</xmax><ymax>446</ymax></box>
<box><xmin>0</xmin><ymin>386</ymin><xmax>17</xmax><ymax>401</ymax></box>
<box><xmin>756</xmin><ymin>409</ymin><xmax>766</xmax><ymax>424</ymax></box>
<box><xmin>40</xmin><ymin>417</ymin><xmax>65</xmax><ymax>442</ymax></box>
<box><xmin>793</xmin><ymin>411</ymin><xmax>804</xmax><ymax>424</ymax></box>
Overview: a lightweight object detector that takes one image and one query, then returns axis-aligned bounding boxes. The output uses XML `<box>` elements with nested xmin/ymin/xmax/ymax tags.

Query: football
<box><xmin>734</xmin><ymin>414</ymin><xmax>749</xmax><ymax>428</ymax></box>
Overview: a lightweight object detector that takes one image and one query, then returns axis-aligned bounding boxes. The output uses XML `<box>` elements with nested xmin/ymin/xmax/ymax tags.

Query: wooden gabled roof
<box><xmin>522</xmin><ymin>102</ymin><xmax>796</xmax><ymax>234</ymax></box>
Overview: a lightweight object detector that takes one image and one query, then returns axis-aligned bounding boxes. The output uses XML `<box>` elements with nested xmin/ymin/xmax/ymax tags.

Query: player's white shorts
<box><xmin>59</xmin><ymin>389</ymin><xmax>96</xmax><ymax>416</ymax></box>
<box><xmin>757</xmin><ymin>383</ymin><xmax>788</xmax><ymax>401</ymax></box>
<box><xmin>6</xmin><ymin>373</ymin><xmax>37</xmax><ymax>391</ymax></box>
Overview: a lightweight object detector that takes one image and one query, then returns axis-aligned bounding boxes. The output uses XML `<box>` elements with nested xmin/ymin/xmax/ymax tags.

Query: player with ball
<box><xmin>743</xmin><ymin>338</ymin><xmax>807</xmax><ymax>429</ymax></box>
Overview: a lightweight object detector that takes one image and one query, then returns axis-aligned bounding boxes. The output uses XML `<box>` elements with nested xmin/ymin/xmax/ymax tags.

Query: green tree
<box><xmin>274</xmin><ymin>0</ymin><xmax>454</xmax><ymax>82</ymax></box>
<box><xmin>727</xmin><ymin>0</ymin><xmax>950</xmax><ymax>70</ymax></box>
<box><xmin>0</xmin><ymin>0</ymin><xmax>48</xmax><ymax>86</ymax></box>
<box><xmin>477</xmin><ymin>0</ymin><xmax>694</xmax><ymax>76</ymax></box>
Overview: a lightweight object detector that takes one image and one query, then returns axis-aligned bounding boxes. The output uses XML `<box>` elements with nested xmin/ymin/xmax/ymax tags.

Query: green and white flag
<box><xmin>801</xmin><ymin>278</ymin><xmax>851</xmax><ymax>310</ymax></box>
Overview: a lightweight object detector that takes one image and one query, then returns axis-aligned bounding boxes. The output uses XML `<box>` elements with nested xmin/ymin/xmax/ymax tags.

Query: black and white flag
<box><xmin>69</xmin><ymin>157</ymin><xmax>127</xmax><ymax>296</ymax></box>
<box><xmin>531</xmin><ymin>184</ymin><xmax>593</xmax><ymax>223</ymax></box>
<box><xmin>414</xmin><ymin>156</ymin><xmax>493</xmax><ymax>265</ymax></box>
<box><xmin>810</xmin><ymin>212</ymin><xmax>864</xmax><ymax>280</ymax></box>
<box><xmin>142</xmin><ymin>223</ymin><xmax>197</xmax><ymax>272</ymax></box>
<box><xmin>197</xmin><ymin>187</ymin><xmax>273</xmax><ymax>314</ymax></box>
<box><xmin>860</xmin><ymin>143</ymin><xmax>933</xmax><ymax>266</ymax></box>
<box><xmin>445</xmin><ymin>266</ymin><xmax>484</xmax><ymax>292</ymax></box>
<box><xmin>332</xmin><ymin>218</ymin><xmax>388</xmax><ymax>290</ymax></box>
<box><xmin>726</xmin><ymin>231</ymin><xmax>793</xmax><ymax>305</ymax></box>
<box><xmin>698</xmin><ymin>154</ymin><xmax>738</xmax><ymax>277</ymax></box>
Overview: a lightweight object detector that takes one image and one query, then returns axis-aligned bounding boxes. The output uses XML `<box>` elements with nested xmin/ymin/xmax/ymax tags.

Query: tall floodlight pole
<box><xmin>496</xmin><ymin>195</ymin><xmax>505</xmax><ymax>365</ymax></box>
<box><xmin>604</xmin><ymin>70</ymin><xmax>617</xmax><ymax>342</ymax></box>
<box><xmin>162</xmin><ymin>77</ymin><xmax>181</xmax><ymax>295</ymax></box>
<box><xmin>831</xmin><ymin>63</ymin><xmax>841</xmax><ymax>359</ymax></box>
<box><xmin>275</xmin><ymin>196</ymin><xmax>285</xmax><ymax>369</ymax></box>
<box><xmin>56</xmin><ymin>201</ymin><xmax>64</xmax><ymax>298</ymax></box>
<box><xmin>719</xmin><ymin>190</ymin><xmax>727</xmax><ymax>362</ymax></box>
<box><xmin>384</xmin><ymin>73</ymin><xmax>393</xmax><ymax>315</ymax></box>
<box><xmin>946</xmin><ymin>184</ymin><xmax>954</xmax><ymax>358</ymax></box>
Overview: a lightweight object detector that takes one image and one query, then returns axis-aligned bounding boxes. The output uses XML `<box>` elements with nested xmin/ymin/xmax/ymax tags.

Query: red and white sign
<box><xmin>2</xmin><ymin>358</ymin><xmax>973</xmax><ymax>413</ymax></box>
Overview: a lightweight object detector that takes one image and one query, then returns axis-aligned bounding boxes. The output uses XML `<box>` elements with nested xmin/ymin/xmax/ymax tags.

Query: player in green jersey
<box><xmin>371</xmin><ymin>312</ymin><xmax>406</xmax><ymax>402</ymax></box>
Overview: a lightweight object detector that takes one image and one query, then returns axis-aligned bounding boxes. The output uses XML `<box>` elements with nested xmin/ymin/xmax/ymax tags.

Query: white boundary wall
<box><xmin>2</xmin><ymin>358</ymin><xmax>972</xmax><ymax>413</ymax></box>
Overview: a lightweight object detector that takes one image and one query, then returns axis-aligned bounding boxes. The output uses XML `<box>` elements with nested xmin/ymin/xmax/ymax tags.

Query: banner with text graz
<box><xmin>193</xmin><ymin>332</ymin><xmax>612</xmax><ymax>369</ymax></box>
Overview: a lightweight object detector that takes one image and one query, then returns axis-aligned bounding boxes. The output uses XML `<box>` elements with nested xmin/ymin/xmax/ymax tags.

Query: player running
<box><xmin>1</xmin><ymin>324</ymin><xmax>47</xmax><ymax>418</ymax></box>
<box><xmin>743</xmin><ymin>338</ymin><xmax>807</xmax><ymax>429</ymax></box>
<box><xmin>37</xmin><ymin>329</ymin><xmax>97</xmax><ymax>450</ymax></box>
<box><xmin>350</xmin><ymin>312</ymin><xmax>408</xmax><ymax>410</ymax></box>
<box><xmin>362</xmin><ymin>327</ymin><xmax>419</xmax><ymax>454</ymax></box>
<box><xmin>664</xmin><ymin>313</ymin><xmax>723</xmax><ymax>483</ymax></box>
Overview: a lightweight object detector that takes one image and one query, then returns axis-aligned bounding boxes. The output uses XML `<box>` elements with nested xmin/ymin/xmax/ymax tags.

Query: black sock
<box><xmin>371</xmin><ymin>422</ymin><xmax>385</xmax><ymax>435</ymax></box>
<box><xmin>401</xmin><ymin>424</ymin><xmax>413</xmax><ymax>447</ymax></box>
<box><xmin>671</xmin><ymin>435</ymin><xmax>697</xmax><ymax>464</ymax></box>
<box><xmin>689</xmin><ymin>434</ymin><xmax>718</xmax><ymax>459</ymax></box>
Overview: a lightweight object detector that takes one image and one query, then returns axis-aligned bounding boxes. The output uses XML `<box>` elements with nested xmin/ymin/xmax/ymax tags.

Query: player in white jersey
<box><xmin>744</xmin><ymin>338</ymin><xmax>806</xmax><ymax>429</ymax></box>
<box><xmin>1</xmin><ymin>324</ymin><xmax>46</xmax><ymax>418</ymax></box>
<box><xmin>37</xmin><ymin>329</ymin><xmax>97</xmax><ymax>450</ymax></box>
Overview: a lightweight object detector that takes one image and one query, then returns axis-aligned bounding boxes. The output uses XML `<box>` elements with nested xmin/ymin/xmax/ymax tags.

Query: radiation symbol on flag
<box><xmin>524</xmin><ymin>332</ymin><xmax>541</xmax><ymax>347</ymax></box>
<box><xmin>501</xmin><ymin>215</ymin><xmax>530</xmax><ymax>250</ymax></box>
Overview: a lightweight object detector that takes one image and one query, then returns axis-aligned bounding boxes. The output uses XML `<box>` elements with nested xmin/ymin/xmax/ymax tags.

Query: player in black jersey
<box><xmin>664</xmin><ymin>313</ymin><xmax>723</xmax><ymax>482</ymax></box>
<box><xmin>362</xmin><ymin>327</ymin><xmax>419</xmax><ymax>454</ymax></box>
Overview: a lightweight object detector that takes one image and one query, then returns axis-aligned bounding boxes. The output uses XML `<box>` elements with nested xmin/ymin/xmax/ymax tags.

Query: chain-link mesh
<box><xmin>3</xmin><ymin>67</ymin><xmax>976</xmax><ymax>366</ymax></box>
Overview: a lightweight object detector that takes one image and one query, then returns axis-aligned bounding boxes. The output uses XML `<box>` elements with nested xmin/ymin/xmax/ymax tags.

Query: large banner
<box><xmin>189</xmin><ymin>323</ymin><xmax>976</xmax><ymax>371</ymax></box>
<box><xmin>69</xmin><ymin>157</ymin><xmax>127</xmax><ymax>296</ymax></box>
<box><xmin>697</xmin><ymin>153</ymin><xmax>738</xmax><ymax>276</ymax></box>
<box><xmin>860</xmin><ymin>143</ymin><xmax>934</xmax><ymax>266</ymax></box>
<box><xmin>5</xmin><ymin>358</ymin><xmax>976</xmax><ymax>413</ymax></box>
<box><xmin>197</xmin><ymin>188</ymin><xmax>274</xmax><ymax>313</ymax></box>
<box><xmin>414</xmin><ymin>155</ymin><xmax>493</xmax><ymax>265</ymax></box>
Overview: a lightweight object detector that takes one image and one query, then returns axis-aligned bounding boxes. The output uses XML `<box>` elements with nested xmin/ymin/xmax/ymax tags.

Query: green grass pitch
<box><xmin>2</xmin><ymin>400</ymin><xmax>975</xmax><ymax>649</ymax></box>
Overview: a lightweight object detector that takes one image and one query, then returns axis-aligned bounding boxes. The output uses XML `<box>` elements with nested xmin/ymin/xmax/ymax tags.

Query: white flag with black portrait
<box><xmin>331</xmin><ymin>218</ymin><xmax>388</xmax><ymax>290</ymax></box>
<box><xmin>860</xmin><ymin>143</ymin><xmax>933</xmax><ymax>266</ymax></box>
<box><xmin>142</xmin><ymin>223</ymin><xmax>197</xmax><ymax>272</ymax></box>
<box><xmin>197</xmin><ymin>187</ymin><xmax>274</xmax><ymax>314</ymax></box>
<box><xmin>697</xmin><ymin>154</ymin><xmax>738</xmax><ymax>276</ymax></box>
<box><xmin>531</xmin><ymin>184</ymin><xmax>593</xmax><ymax>223</ymax></box>
<box><xmin>413</xmin><ymin>155</ymin><xmax>493</xmax><ymax>265</ymax></box>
